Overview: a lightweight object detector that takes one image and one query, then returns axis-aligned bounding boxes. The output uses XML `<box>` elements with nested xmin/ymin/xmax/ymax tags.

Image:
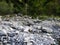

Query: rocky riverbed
<box><xmin>0</xmin><ymin>15</ymin><xmax>60</xmax><ymax>45</ymax></box>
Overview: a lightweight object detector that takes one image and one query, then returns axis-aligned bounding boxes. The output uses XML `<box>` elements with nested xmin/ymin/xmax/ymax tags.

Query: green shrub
<box><xmin>0</xmin><ymin>1</ymin><xmax>14</xmax><ymax>14</ymax></box>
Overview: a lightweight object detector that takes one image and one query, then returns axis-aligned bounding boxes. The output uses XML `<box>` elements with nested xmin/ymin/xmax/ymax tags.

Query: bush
<box><xmin>0</xmin><ymin>1</ymin><xmax>14</xmax><ymax>14</ymax></box>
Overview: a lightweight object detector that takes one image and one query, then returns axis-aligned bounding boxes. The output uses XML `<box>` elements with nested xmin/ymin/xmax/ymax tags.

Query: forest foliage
<box><xmin>0</xmin><ymin>0</ymin><xmax>60</xmax><ymax>16</ymax></box>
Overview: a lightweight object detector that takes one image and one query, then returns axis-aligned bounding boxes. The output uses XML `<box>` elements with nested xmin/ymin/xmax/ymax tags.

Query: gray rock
<box><xmin>42</xmin><ymin>27</ymin><xmax>53</xmax><ymax>33</ymax></box>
